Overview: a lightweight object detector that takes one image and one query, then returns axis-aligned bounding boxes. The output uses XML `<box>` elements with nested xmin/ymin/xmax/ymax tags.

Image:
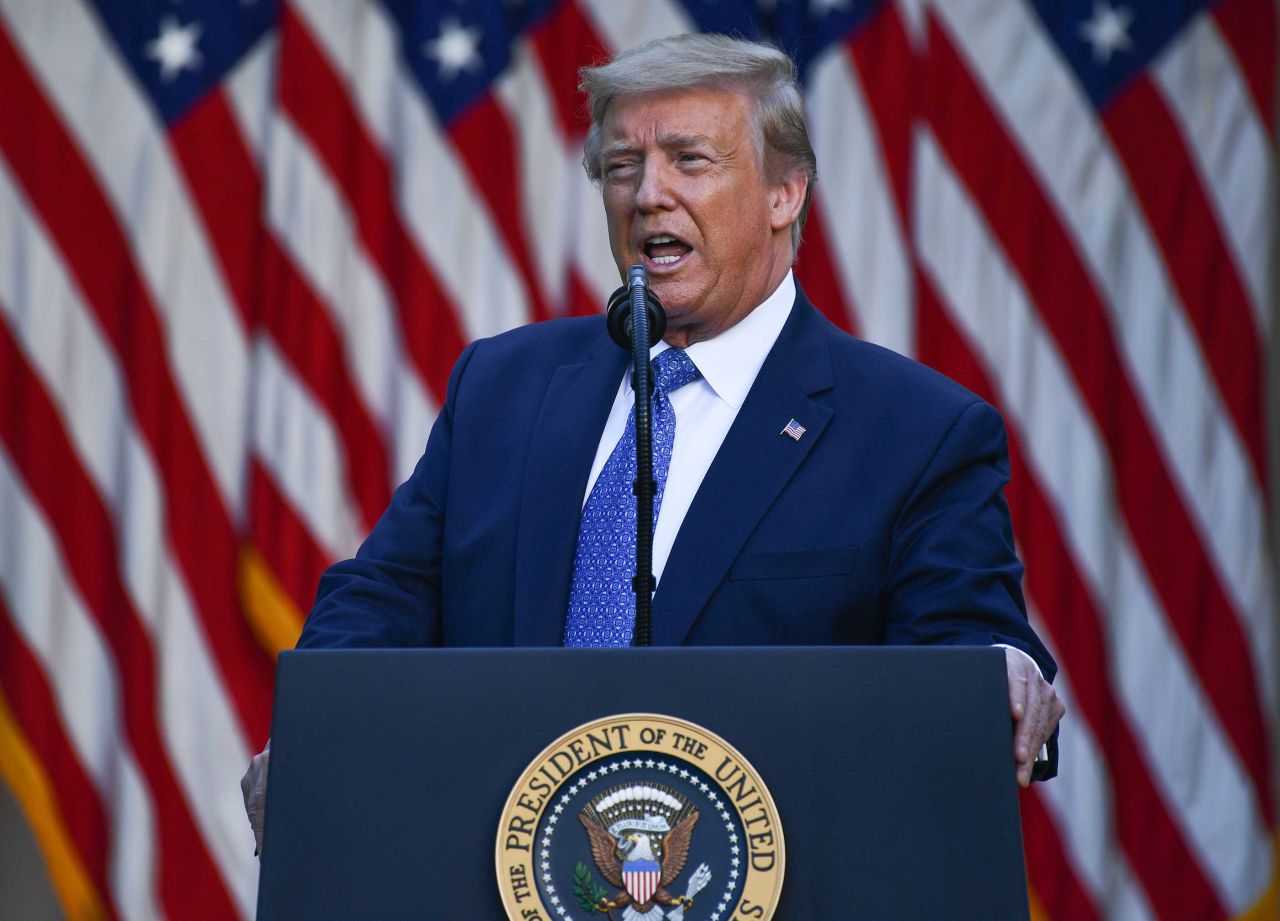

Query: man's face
<box><xmin>599</xmin><ymin>87</ymin><xmax>799</xmax><ymax>347</ymax></box>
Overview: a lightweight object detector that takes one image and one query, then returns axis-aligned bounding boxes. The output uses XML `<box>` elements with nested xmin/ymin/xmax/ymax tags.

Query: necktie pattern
<box><xmin>564</xmin><ymin>349</ymin><xmax>701</xmax><ymax>646</ymax></box>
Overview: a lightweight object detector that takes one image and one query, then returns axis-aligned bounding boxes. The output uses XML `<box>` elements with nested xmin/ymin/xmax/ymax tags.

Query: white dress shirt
<box><xmin>582</xmin><ymin>272</ymin><xmax>796</xmax><ymax>586</ymax></box>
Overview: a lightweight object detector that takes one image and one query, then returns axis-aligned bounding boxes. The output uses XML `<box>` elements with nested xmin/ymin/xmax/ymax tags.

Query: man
<box><xmin>243</xmin><ymin>33</ymin><xmax>1063</xmax><ymax>852</ymax></box>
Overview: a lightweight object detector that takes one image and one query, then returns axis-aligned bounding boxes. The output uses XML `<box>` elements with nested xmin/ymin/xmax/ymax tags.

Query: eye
<box><xmin>604</xmin><ymin>159</ymin><xmax>638</xmax><ymax>180</ymax></box>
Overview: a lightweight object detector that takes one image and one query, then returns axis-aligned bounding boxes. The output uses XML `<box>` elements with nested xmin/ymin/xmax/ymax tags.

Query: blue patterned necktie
<box><xmin>563</xmin><ymin>348</ymin><xmax>701</xmax><ymax>646</ymax></box>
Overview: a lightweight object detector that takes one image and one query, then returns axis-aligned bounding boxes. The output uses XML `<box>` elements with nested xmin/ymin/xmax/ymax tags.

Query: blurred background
<box><xmin>0</xmin><ymin>0</ymin><xmax>1276</xmax><ymax>919</ymax></box>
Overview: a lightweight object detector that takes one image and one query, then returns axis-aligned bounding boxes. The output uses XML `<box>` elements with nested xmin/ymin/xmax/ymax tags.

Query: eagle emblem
<box><xmin>577</xmin><ymin>784</ymin><xmax>712</xmax><ymax>920</ymax></box>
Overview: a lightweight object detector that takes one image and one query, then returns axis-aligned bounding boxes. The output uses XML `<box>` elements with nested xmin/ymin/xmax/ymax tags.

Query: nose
<box><xmin>634</xmin><ymin>160</ymin><xmax>674</xmax><ymax>213</ymax></box>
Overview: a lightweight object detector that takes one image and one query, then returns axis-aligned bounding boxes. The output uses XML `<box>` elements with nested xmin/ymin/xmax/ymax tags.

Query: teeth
<box><xmin>648</xmin><ymin>235</ymin><xmax>677</xmax><ymax>245</ymax></box>
<box><xmin>652</xmin><ymin>255</ymin><xmax>681</xmax><ymax>265</ymax></box>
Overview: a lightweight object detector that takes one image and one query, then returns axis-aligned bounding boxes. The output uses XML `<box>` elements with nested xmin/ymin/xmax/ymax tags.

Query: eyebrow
<box><xmin>600</xmin><ymin>133</ymin><xmax>718</xmax><ymax>161</ymax></box>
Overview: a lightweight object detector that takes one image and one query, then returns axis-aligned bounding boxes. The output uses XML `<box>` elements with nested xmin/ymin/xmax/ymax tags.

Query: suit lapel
<box><xmin>512</xmin><ymin>337</ymin><xmax>629</xmax><ymax>646</ymax></box>
<box><xmin>653</xmin><ymin>297</ymin><xmax>836</xmax><ymax>645</ymax></box>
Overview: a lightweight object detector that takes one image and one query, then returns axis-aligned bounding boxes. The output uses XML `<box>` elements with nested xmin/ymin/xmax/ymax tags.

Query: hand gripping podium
<box><xmin>257</xmin><ymin>647</ymin><xmax>1030</xmax><ymax>921</ymax></box>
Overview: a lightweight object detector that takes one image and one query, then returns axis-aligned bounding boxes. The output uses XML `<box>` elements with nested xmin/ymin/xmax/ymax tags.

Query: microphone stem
<box><xmin>629</xmin><ymin>265</ymin><xmax>655</xmax><ymax>647</ymax></box>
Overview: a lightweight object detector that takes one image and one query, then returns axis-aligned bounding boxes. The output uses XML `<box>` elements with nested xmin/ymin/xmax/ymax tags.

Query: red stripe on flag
<box><xmin>566</xmin><ymin>267</ymin><xmax>605</xmax><ymax>318</ymax></box>
<box><xmin>0</xmin><ymin>25</ymin><xmax>275</xmax><ymax>743</ymax></box>
<box><xmin>0</xmin><ymin>319</ymin><xmax>239</xmax><ymax>920</ymax></box>
<box><xmin>448</xmin><ymin>94</ymin><xmax>555</xmax><ymax>320</ymax></box>
<box><xmin>1212</xmin><ymin>0</ymin><xmax>1277</xmax><ymax>132</ymax></box>
<box><xmin>528</xmin><ymin>0</ymin><xmax>609</xmax><ymax>139</ymax></box>
<box><xmin>0</xmin><ymin>603</ymin><xmax>121</xmax><ymax>921</ymax></box>
<box><xmin>171</xmin><ymin>90</ymin><xmax>394</xmax><ymax>530</ymax></box>
<box><xmin>249</xmin><ymin>460</ymin><xmax>334</xmax><ymax>614</ymax></box>
<box><xmin>792</xmin><ymin>201</ymin><xmax>857</xmax><ymax>335</ymax></box>
<box><xmin>916</xmin><ymin>274</ymin><xmax>1230</xmax><ymax>921</ymax></box>
<box><xmin>924</xmin><ymin>15</ymin><xmax>1275</xmax><ymax>824</ymax></box>
<box><xmin>1020</xmin><ymin>788</ymin><xmax>1104</xmax><ymax>921</ymax></box>
<box><xmin>277</xmin><ymin>4</ymin><xmax>468</xmax><ymax>401</ymax></box>
<box><xmin>1102</xmin><ymin>76</ymin><xmax>1267</xmax><ymax>488</ymax></box>
<box><xmin>845</xmin><ymin>2</ymin><xmax>917</xmax><ymax>226</ymax></box>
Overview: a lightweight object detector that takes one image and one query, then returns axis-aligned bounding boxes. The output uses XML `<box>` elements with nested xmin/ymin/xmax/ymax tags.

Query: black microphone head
<box><xmin>606</xmin><ymin>283</ymin><xmax>667</xmax><ymax>349</ymax></box>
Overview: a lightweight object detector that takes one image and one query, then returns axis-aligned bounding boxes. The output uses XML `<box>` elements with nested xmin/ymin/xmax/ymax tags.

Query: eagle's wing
<box><xmin>579</xmin><ymin>813</ymin><xmax>624</xmax><ymax>888</ymax></box>
<box><xmin>659</xmin><ymin>810</ymin><xmax>700</xmax><ymax>886</ymax></box>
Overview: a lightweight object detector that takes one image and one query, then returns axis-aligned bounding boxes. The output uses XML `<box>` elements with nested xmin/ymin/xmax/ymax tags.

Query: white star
<box><xmin>1079</xmin><ymin>2</ymin><xmax>1133</xmax><ymax>63</ymax></box>
<box><xmin>145</xmin><ymin>16</ymin><xmax>203</xmax><ymax>82</ymax></box>
<box><xmin>423</xmin><ymin>17</ymin><xmax>483</xmax><ymax>81</ymax></box>
<box><xmin>811</xmin><ymin>0</ymin><xmax>851</xmax><ymax>14</ymax></box>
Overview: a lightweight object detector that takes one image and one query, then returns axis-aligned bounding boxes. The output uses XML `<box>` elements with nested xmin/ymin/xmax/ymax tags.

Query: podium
<box><xmin>257</xmin><ymin>646</ymin><xmax>1030</xmax><ymax>920</ymax></box>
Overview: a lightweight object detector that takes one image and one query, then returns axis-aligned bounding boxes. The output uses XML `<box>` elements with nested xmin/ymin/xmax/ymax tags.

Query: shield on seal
<box><xmin>622</xmin><ymin>859</ymin><xmax>661</xmax><ymax>904</ymax></box>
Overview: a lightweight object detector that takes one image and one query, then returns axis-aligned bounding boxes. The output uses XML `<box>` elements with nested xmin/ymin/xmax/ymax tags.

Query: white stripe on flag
<box><xmin>0</xmin><ymin>0</ymin><xmax>251</xmax><ymax>518</ymax></box>
<box><xmin>1154</xmin><ymin>13</ymin><xmax>1273</xmax><ymax>333</ymax></box>
<box><xmin>0</xmin><ymin>449</ymin><xmax>167</xmax><ymax>921</ymax></box>
<box><xmin>578</xmin><ymin>0</ymin><xmax>694</xmax><ymax>54</ymax></box>
<box><xmin>289</xmin><ymin>0</ymin><xmax>531</xmax><ymax>341</ymax></box>
<box><xmin>0</xmin><ymin>157</ymin><xmax>258</xmax><ymax>918</ymax></box>
<box><xmin>933</xmin><ymin>0</ymin><xmax>1276</xmax><ymax>719</ymax></box>
<box><xmin>496</xmin><ymin>40</ymin><xmax>573</xmax><ymax>311</ymax></box>
<box><xmin>807</xmin><ymin>44</ymin><xmax>914</xmax><ymax>354</ymax></box>
<box><xmin>251</xmin><ymin>335</ymin><xmax>365</xmax><ymax>562</ymax></box>
<box><xmin>915</xmin><ymin>130</ymin><xmax>1272</xmax><ymax>912</ymax></box>
<box><xmin>1025</xmin><ymin>626</ymin><xmax>1156</xmax><ymax>921</ymax></box>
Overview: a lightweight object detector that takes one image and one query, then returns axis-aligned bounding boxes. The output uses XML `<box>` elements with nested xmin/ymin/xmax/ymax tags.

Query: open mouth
<box><xmin>643</xmin><ymin>234</ymin><xmax>693</xmax><ymax>267</ymax></box>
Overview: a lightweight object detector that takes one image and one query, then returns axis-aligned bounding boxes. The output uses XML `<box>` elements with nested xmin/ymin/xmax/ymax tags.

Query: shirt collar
<box><xmin>651</xmin><ymin>271</ymin><xmax>795</xmax><ymax>411</ymax></box>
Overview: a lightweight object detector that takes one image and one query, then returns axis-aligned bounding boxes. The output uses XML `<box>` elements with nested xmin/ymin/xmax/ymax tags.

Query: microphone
<box><xmin>606</xmin><ymin>269</ymin><xmax>667</xmax><ymax>349</ymax></box>
<box><xmin>605</xmin><ymin>266</ymin><xmax>666</xmax><ymax>647</ymax></box>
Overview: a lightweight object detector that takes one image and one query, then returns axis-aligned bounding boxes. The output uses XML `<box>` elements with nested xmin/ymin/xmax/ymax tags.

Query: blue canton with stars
<box><xmin>1028</xmin><ymin>0</ymin><xmax>1219</xmax><ymax>110</ymax></box>
<box><xmin>84</xmin><ymin>1</ymin><xmax>1217</xmax><ymax>131</ymax></box>
<box><xmin>564</xmin><ymin>349</ymin><xmax>700</xmax><ymax>648</ymax></box>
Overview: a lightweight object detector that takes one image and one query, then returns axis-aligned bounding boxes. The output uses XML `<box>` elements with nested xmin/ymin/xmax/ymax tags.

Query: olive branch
<box><xmin>573</xmin><ymin>862</ymin><xmax>610</xmax><ymax>914</ymax></box>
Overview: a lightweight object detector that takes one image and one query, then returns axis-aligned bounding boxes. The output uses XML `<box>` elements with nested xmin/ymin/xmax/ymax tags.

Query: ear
<box><xmin>769</xmin><ymin>168</ymin><xmax>808</xmax><ymax>234</ymax></box>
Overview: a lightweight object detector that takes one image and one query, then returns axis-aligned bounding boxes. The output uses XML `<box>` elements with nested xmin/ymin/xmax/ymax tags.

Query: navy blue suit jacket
<box><xmin>299</xmin><ymin>289</ymin><xmax>1055</xmax><ymax>691</ymax></box>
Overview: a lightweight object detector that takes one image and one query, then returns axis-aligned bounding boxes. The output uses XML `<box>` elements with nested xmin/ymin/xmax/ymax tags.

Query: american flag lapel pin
<box><xmin>780</xmin><ymin>418</ymin><xmax>806</xmax><ymax>441</ymax></box>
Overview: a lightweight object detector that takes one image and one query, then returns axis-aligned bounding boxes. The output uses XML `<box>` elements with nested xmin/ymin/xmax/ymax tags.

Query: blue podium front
<box><xmin>257</xmin><ymin>646</ymin><xmax>1029</xmax><ymax>921</ymax></box>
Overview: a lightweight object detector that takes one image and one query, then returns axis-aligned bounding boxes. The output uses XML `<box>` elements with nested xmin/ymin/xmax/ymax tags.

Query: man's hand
<box><xmin>240</xmin><ymin>744</ymin><xmax>270</xmax><ymax>856</ymax></box>
<box><xmin>1005</xmin><ymin>647</ymin><xmax>1064</xmax><ymax>787</ymax></box>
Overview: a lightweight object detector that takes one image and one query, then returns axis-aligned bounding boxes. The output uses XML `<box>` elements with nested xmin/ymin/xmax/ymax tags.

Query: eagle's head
<box><xmin>619</xmin><ymin>831</ymin><xmax>658</xmax><ymax>863</ymax></box>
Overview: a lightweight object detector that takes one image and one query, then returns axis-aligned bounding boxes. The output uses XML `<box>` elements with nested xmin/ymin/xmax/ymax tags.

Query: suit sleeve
<box><xmin>295</xmin><ymin>342</ymin><xmax>479</xmax><ymax>649</ymax></box>
<box><xmin>881</xmin><ymin>399</ymin><xmax>1059</xmax><ymax>778</ymax></box>
<box><xmin>881</xmin><ymin>399</ymin><xmax>1059</xmax><ymax>777</ymax></box>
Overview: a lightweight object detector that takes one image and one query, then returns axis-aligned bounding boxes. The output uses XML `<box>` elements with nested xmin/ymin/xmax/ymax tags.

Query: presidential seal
<box><xmin>496</xmin><ymin>714</ymin><xmax>784</xmax><ymax>921</ymax></box>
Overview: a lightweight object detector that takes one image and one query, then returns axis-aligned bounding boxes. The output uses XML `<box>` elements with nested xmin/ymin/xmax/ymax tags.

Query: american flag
<box><xmin>0</xmin><ymin>1</ymin><xmax>1273</xmax><ymax>919</ymax></box>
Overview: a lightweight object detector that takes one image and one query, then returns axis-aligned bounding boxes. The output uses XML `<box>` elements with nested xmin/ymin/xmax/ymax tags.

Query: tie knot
<box><xmin>652</xmin><ymin>348</ymin><xmax>700</xmax><ymax>395</ymax></box>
